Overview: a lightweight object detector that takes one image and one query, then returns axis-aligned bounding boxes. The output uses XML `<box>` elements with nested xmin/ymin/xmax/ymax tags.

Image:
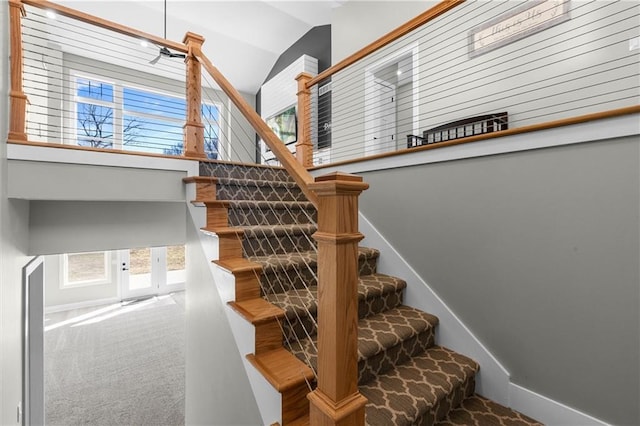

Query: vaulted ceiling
<box><xmin>57</xmin><ymin>1</ymin><xmax>346</xmax><ymax>94</ymax></box>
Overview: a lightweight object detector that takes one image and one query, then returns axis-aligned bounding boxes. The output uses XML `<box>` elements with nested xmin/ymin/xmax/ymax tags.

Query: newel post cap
<box><xmin>183</xmin><ymin>32</ymin><xmax>205</xmax><ymax>47</ymax></box>
<box><xmin>295</xmin><ymin>72</ymin><xmax>313</xmax><ymax>82</ymax></box>
<box><xmin>309</xmin><ymin>172</ymin><xmax>369</xmax><ymax>196</ymax></box>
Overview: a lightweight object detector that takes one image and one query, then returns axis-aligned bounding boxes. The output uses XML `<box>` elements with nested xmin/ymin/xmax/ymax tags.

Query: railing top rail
<box><xmin>306</xmin><ymin>0</ymin><xmax>465</xmax><ymax>88</ymax></box>
<box><xmin>195</xmin><ymin>51</ymin><xmax>319</xmax><ymax>207</ymax></box>
<box><xmin>20</xmin><ymin>0</ymin><xmax>188</xmax><ymax>54</ymax></box>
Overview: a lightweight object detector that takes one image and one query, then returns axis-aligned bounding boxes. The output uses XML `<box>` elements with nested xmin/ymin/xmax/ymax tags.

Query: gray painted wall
<box><xmin>358</xmin><ymin>137</ymin><xmax>640</xmax><ymax>425</ymax></box>
<box><xmin>29</xmin><ymin>201</ymin><xmax>186</xmax><ymax>255</ymax></box>
<box><xmin>263</xmin><ymin>25</ymin><xmax>332</xmax><ymax>85</ymax></box>
<box><xmin>331</xmin><ymin>1</ymin><xmax>434</xmax><ymax>64</ymax></box>
<box><xmin>8</xmin><ymin>160</ymin><xmax>187</xmax><ymax>201</ymax></box>
<box><xmin>43</xmin><ymin>254</ymin><xmax>118</xmax><ymax>308</ymax></box>
<box><xmin>1</xmin><ymin>1</ymin><xmax>32</xmax><ymax>422</ymax></box>
<box><xmin>184</xmin><ymin>213</ymin><xmax>262</xmax><ymax>425</ymax></box>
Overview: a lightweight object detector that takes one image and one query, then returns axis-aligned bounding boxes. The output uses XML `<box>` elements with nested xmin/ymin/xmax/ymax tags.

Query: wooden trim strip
<box><xmin>306</xmin><ymin>0</ymin><xmax>465</xmax><ymax>88</ymax></box>
<box><xmin>196</xmin><ymin>51</ymin><xmax>319</xmax><ymax>207</ymax></box>
<box><xmin>5</xmin><ymin>139</ymin><xmax>198</xmax><ymax>161</ymax></box>
<box><xmin>21</xmin><ymin>0</ymin><xmax>188</xmax><ymax>53</ymax></box>
<box><xmin>310</xmin><ymin>105</ymin><xmax>640</xmax><ymax>171</ymax></box>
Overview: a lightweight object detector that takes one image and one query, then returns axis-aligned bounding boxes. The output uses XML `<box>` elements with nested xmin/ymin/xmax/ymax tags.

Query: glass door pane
<box><xmin>129</xmin><ymin>248</ymin><xmax>152</xmax><ymax>290</ymax></box>
<box><xmin>166</xmin><ymin>245</ymin><xmax>186</xmax><ymax>287</ymax></box>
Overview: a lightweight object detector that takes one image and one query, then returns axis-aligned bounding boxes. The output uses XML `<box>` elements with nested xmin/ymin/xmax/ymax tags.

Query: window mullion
<box><xmin>114</xmin><ymin>84</ymin><xmax>124</xmax><ymax>149</ymax></box>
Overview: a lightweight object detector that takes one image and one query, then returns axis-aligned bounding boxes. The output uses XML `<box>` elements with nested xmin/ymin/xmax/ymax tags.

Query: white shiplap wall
<box><xmin>260</xmin><ymin>55</ymin><xmax>317</xmax><ymax>164</ymax></box>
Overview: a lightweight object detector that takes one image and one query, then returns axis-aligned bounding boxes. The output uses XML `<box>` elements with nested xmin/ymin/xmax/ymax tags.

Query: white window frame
<box><xmin>69</xmin><ymin>71</ymin><xmax>222</xmax><ymax>156</ymax></box>
<box><xmin>72</xmin><ymin>72</ymin><xmax>118</xmax><ymax>148</ymax></box>
<box><xmin>60</xmin><ymin>251</ymin><xmax>112</xmax><ymax>288</ymax></box>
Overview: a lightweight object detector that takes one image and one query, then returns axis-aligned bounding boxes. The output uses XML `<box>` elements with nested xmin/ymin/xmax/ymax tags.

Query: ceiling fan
<box><xmin>149</xmin><ymin>0</ymin><xmax>186</xmax><ymax>64</ymax></box>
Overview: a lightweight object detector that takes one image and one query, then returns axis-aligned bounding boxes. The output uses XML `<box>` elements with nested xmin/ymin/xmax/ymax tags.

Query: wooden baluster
<box><xmin>295</xmin><ymin>72</ymin><xmax>313</xmax><ymax>168</ymax></box>
<box><xmin>8</xmin><ymin>0</ymin><xmax>28</xmax><ymax>142</ymax></box>
<box><xmin>307</xmin><ymin>172</ymin><xmax>369</xmax><ymax>426</ymax></box>
<box><xmin>183</xmin><ymin>32</ymin><xmax>206</xmax><ymax>158</ymax></box>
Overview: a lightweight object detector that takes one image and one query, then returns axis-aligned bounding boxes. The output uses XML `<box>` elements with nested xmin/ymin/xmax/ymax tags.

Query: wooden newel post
<box><xmin>307</xmin><ymin>172</ymin><xmax>369</xmax><ymax>426</ymax></box>
<box><xmin>8</xmin><ymin>0</ymin><xmax>28</xmax><ymax>142</ymax></box>
<box><xmin>183</xmin><ymin>32</ymin><xmax>206</xmax><ymax>158</ymax></box>
<box><xmin>295</xmin><ymin>73</ymin><xmax>313</xmax><ymax>168</ymax></box>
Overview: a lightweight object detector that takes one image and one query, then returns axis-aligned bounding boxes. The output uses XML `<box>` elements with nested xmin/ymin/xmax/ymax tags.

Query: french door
<box><xmin>119</xmin><ymin>245</ymin><xmax>185</xmax><ymax>300</ymax></box>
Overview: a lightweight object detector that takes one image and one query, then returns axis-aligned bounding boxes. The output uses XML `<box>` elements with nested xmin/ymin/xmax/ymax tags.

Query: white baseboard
<box><xmin>509</xmin><ymin>383</ymin><xmax>611</xmax><ymax>426</ymax></box>
<box><xmin>45</xmin><ymin>296</ymin><xmax>120</xmax><ymax>314</ymax></box>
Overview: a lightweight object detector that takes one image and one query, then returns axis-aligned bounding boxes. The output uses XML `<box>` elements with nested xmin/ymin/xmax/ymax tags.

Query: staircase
<box><xmin>186</xmin><ymin>161</ymin><xmax>542</xmax><ymax>426</ymax></box>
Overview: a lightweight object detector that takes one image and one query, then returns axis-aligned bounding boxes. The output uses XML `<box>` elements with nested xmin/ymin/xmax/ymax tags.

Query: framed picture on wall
<box><xmin>266</xmin><ymin>105</ymin><xmax>297</xmax><ymax>146</ymax></box>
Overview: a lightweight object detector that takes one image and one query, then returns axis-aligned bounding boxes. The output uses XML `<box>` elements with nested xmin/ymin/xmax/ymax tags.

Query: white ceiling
<box><xmin>57</xmin><ymin>1</ymin><xmax>346</xmax><ymax>94</ymax></box>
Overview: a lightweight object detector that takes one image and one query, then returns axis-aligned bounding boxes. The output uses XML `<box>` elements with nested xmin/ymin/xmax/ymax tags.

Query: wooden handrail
<box><xmin>306</xmin><ymin>0</ymin><xmax>465</xmax><ymax>88</ymax></box>
<box><xmin>21</xmin><ymin>0</ymin><xmax>188</xmax><ymax>53</ymax></box>
<box><xmin>309</xmin><ymin>104</ymin><xmax>640</xmax><ymax>170</ymax></box>
<box><xmin>196</xmin><ymin>51</ymin><xmax>319</xmax><ymax>207</ymax></box>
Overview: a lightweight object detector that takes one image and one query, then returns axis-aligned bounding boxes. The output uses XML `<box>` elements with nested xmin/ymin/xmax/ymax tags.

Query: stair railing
<box><xmin>197</xmin><ymin>49</ymin><xmax>370</xmax><ymax>424</ymax></box>
<box><xmin>294</xmin><ymin>0</ymin><xmax>465</xmax><ymax>168</ymax></box>
<box><xmin>295</xmin><ymin>0</ymin><xmax>640</xmax><ymax>168</ymax></box>
<box><xmin>8</xmin><ymin>0</ymin><xmax>207</xmax><ymax>158</ymax></box>
<box><xmin>8</xmin><ymin>1</ymin><xmax>371</xmax><ymax>423</ymax></box>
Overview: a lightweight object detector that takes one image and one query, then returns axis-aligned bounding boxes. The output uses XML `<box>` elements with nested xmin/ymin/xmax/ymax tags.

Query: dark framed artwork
<box><xmin>266</xmin><ymin>105</ymin><xmax>297</xmax><ymax>146</ymax></box>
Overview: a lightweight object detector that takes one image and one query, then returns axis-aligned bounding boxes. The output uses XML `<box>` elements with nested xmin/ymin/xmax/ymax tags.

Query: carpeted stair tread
<box><xmin>435</xmin><ymin>394</ymin><xmax>543</xmax><ymax>426</ymax></box>
<box><xmin>240</xmin><ymin>223</ymin><xmax>317</xmax><ymax>237</ymax></box>
<box><xmin>240</xmin><ymin>224</ymin><xmax>317</xmax><ymax>257</ymax></box>
<box><xmin>199</xmin><ymin>161</ymin><xmax>294</xmax><ymax>182</ymax></box>
<box><xmin>265</xmin><ymin>273</ymin><xmax>407</xmax><ymax>320</ymax></box>
<box><xmin>288</xmin><ymin>306</ymin><xmax>439</xmax><ymax>382</ymax></box>
<box><xmin>249</xmin><ymin>247</ymin><xmax>379</xmax><ymax>274</ymax></box>
<box><xmin>214</xmin><ymin>176</ymin><xmax>307</xmax><ymax>202</ymax></box>
<box><xmin>361</xmin><ymin>346</ymin><xmax>479</xmax><ymax>426</ymax></box>
<box><xmin>207</xmin><ymin>199</ymin><xmax>314</xmax><ymax>210</ymax></box>
<box><xmin>223</xmin><ymin>200</ymin><xmax>317</xmax><ymax>226</ymax></box>
<box><xmin>216</xmin><ymin>176</ymin><xmax>300</xmax><ymax>189</ymax></box>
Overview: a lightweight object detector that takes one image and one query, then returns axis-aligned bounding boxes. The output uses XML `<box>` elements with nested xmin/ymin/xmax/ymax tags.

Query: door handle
<box><xmin>122</xmin><ymin>262</ymin><xmax>129</xmax><ymax>271</ymax></box>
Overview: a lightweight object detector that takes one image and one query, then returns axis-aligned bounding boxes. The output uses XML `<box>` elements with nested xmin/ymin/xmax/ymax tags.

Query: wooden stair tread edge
<box><xmin>229</xmin><ymin>298</ymin><xmax>285</xmax><ymax>324</ymax></box>
<box><xmin>214</xmin><ymin>257</ymin><xmax>263</xmax><ymax>274</ymax></box>
<box><xmin>182</xmin><ymin>176</ymin><xmax>218</xmax><ymax>183</ymax></box>
<box><xmin>247</xmin><ymin>348</ymin><xmax>315</xmax><ymax>392</ymax></box>
<box><xmin>200</xmin><ymin>226</ymin><xmax>244</xmax><ymax>236</ymax></box>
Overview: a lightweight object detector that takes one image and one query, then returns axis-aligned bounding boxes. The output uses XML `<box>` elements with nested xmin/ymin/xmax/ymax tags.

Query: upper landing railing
<box><xmin>294</xmin><ymin>0</ymin><xmax>640</xmax><ymax>168</ymax></box>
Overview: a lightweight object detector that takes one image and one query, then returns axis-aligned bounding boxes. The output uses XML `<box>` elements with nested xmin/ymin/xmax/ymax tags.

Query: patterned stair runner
<box><xmin>197</xmin><ymin>161</ymin><xmax>543</xmax><ymax>425</ymax></box>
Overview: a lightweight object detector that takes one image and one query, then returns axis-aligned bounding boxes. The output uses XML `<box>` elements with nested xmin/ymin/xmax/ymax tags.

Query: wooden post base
<box><xmin>183</xmin><ymin>121</ymin><xmax>206</xmax><ymax>158</ymax></box>
<box><xmin>308</xmin><ymin>390</ymin><xmax>367</xmax><ymax>426</ymax></box>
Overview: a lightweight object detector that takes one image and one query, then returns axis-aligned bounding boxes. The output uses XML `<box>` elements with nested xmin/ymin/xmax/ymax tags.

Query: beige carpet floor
<box><xmin>44</xmin><ymin>292</ymin><xmax>185</xmax><ymax>426</ymax></box>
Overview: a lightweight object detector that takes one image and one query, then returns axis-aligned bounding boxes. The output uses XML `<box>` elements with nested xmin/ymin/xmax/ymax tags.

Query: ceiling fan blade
<box><xmin>168</xmin><ymin>53</ymin><xmax>186</xmax><ymax>59</ymax></box>
<box><xmin>149</xmin><ymin>54</ymin><xmax>161</xmax><ymax>65</ymax></box>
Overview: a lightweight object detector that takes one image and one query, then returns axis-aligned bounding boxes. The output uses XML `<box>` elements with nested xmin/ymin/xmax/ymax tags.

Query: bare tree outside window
<box><xmin>77</xmin><ymin>103</ymin><xmax>142</xmax><ymax>148</ymax></box>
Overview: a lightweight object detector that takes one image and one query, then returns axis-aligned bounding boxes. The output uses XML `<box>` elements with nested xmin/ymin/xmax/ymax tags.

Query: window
<box><xmin>73</xmin><ymin>74</ymin><xmax>219</xmax><ymax>158</ymax></box>
<box><xmin>75</xmin><ymin>77</ymin><xmax>115</xmax><ymax>148</ymax></box>
<box><xmin>62</xmin><ymin>251</ymin><xmax>112</xmax><ymax>287</ymax></box>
